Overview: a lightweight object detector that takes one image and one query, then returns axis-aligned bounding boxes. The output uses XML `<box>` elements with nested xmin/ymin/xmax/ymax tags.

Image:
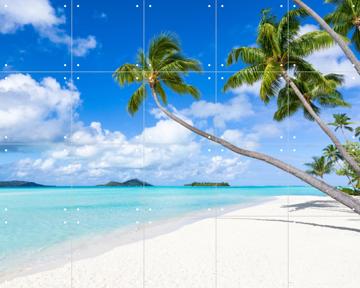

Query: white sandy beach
<box><xmin>1</xmin><ymin>195</ymin><xmax>360</xmax><ymax>288</ymax></box>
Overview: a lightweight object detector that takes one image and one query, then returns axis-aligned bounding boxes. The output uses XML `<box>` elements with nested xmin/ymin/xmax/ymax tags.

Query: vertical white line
<box><xmin>70</xmin><ymin>0</ymin><xmax>74</xmax><ymax>287</ymax></box>
<box><xmin>214</xmin><ymin>1</ymin><xmax>218</xmax><ymax>288</ymax></box>
<box><xmin>286</xmin><ymin>1</ymin><xmax>290</xmax><ymax>287</ymax></box>
<box><xmin>142</xmin><ymin>2</ymin><xmax>146</xmax><ymax>288</ymax></box>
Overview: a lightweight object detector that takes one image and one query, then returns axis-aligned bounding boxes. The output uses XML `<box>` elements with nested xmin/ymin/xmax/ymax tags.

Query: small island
<box><xmin>97</xmin><ymin>179</ymin><xmax>153</xmax><ymax>187</ymax></box>
<box><xmin>0</xmin><ymin>181</ymin><xmax>49</xmax><ymax>188</ymax></box>
<box><xmin>184</xmin><ymin>182</ymin><xmax>230</xmax><ymax>187</ymax></box>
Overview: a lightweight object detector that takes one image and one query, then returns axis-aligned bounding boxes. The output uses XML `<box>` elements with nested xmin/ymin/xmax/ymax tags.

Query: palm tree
<box><xmin>292</xmin><ymin>0</ymin><xmax>360</xmax><ymax>74</ymax></box>
<box><xmin>323</xmin><ymin>144</ymin><xmax>357</xmax><ymax>189</ymax></box>
<box><xmin>224</xmin><ymin>9</ymin><xmax>360</xmax><ymax>175</ymax></box>
<box><xmin>114</xmin><ymin>33</ymin><xmax>360</xmax><ymax>214</ymax></box>
<box><xmin>355</xmin><ymin>126</ymin><xmax>360</xmax><ymax>139</ymax></box>
<box><xmin>305</xmin><ymin>156</ymin><xmax>333</xmax><ymax>178</ymax></box>
<box><xmin>325</xmin><ymin>0</ymin><xmax>360</xmax><ymax>51</ymax></box>
<box><xmin>329</xmin><ymin>113</ymin><xmax>354</xmax><ymax>140</ymax></box>
<box><xmin>273</xmin><ymin>73</ymin><xmax>349</xmax><ymax>121</ymax></box>
<box><xmin>323</xmin><ymin>144</ymin><xmax>342</xmax><ymax>163</ymax></box>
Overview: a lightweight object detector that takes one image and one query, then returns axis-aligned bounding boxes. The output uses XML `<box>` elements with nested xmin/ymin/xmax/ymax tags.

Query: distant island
<box><xmin>97</xmin><ymin>179</ymin><xmax>153</xmax><ymax>187</ymax></box>
<box><xmin>0</xmin><ymin>181</ymin><xmax>49</xmax><ymax>188</ymax></box>
<box><xmin>185</xmin><ymin>182</ymin><xmax>230</xmax><ymax>187</ymax></box>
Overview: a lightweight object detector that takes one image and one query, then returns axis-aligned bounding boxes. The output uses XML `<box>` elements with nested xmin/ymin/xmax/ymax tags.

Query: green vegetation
<box><xmin>306</xmin><ymin>115</ymin><xmax>360</xmax><ymax>195</ymax></box>
<box><xmin>98</xmin><ymin>179</ymin><xmax>152</xmax><ymax>187</ymax></box>
<box><xmin>116</xmin><ymin>2</ymin><xmax>360</xmax><ymax>214</ymax></box>
<box><xmin>0</xmin><ymin>181</ymin><xmax>49</xmax><ymax>188</ymax></box>
<box><xmin>185</xmin><ymin>182</ymin><xmax>230</xmax><ymax>187</ymax></box>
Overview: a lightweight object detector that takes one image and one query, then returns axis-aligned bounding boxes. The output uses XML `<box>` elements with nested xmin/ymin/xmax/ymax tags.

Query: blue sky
<box><xmin>0</xmin><ymin>0</ymin><xmax>359</xmax><ymax>186</ymax></box>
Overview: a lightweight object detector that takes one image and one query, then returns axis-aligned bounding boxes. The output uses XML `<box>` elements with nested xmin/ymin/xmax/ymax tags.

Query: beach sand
<box><xmin>1</xmin><ymin>195</ymin><xmax>360</xmax><ymax>288</ymax></box>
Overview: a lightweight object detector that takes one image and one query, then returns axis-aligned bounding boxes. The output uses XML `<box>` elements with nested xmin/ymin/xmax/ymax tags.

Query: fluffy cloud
<box><xmin>12</xmin><ymin>120</ymin><xmax>203</xmax><ymax>184</ymax></box>
<box><xmin>0</xmin><ymin>74</ymin><xmax>79</xmax><ymax>142</ymax></box>
<box><xmin>181</xmin><ymin>93</ymin><xmax>254</xmax><ymax>128</ymax></box>
<box><xmin>0</xmin><ymin>0</ymin><xmax>97</xmax><ymax>56</ymax></box>
<box><xmin>221</xmin><ymin>124</ymin><xmax>281</xmax><ymax>150</ymax></box>
<box><xmin>298</xmin><ymin>24</ymin><xmax>360</xmax><ymax>88</ymax></box>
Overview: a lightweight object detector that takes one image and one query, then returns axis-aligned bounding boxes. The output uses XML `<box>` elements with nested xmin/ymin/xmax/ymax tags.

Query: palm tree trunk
<box><xmin>281</xmin><ymin>71</ymin><xmax>360</xmax><ymax>175</ymax></box>
<box><xmin>293</xmin><ymin>0</ymin><xmax>360</xmax><ymax>75</ymax></box>
<box><xmin>150</xmin><ymin>87</ymin><xmax>360</xmax><ymax>214</ymax></box>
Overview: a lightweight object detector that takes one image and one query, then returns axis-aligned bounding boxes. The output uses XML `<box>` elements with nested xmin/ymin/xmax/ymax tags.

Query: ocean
<box><xmin>0</xmin><ymin>186</ymin><xmax>323</xmax><ymax>276</ymax></box>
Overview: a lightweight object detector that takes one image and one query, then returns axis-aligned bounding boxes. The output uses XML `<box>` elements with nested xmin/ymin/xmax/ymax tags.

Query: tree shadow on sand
<box><xmin>282</xmin><ymin>199</ymin><xmax>355</xmax><ymax>214</ymax></box>
<box><xmin>244</xmin><ymin>218</ymin><xmax>360</xmax><ymax>234</ymax></box>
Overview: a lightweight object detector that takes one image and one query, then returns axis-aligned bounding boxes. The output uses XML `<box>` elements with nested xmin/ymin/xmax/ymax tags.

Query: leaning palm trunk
<box><xmin>293</xmin><ymin>0</ymin><xmax>360</xmax><ymax>75</ymax></box>
<box><xmin>282</xmin><ymin>71</ymin><xmax>360</xmax><ymax>175</ymax></box>
<box><xmin>150</xmin><ymin>87</ymin><xmax>360</xmax><ymax>214</ymax></box>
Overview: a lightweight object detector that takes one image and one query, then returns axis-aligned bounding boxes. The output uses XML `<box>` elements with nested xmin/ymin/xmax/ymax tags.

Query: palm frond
<box><xmin>259</xmin><ymin>62</ymin><xmax>281</xmax><ymax>103</ymax></box>
<box><xmin>223</xmin><ymin>65</ymin><xmax>264</xmax><ymax>91</ymax></box>
<box><xmin>113</xmin><ymin>64</ymin><xmax>143</xmax><ymax>86</ymax></box>
<box><xmin>148</xmin><ymin>33</ymin><xmax>180</xmax><ymax>69</ymax></box>
<box><xmin>127</xmin><ymin>84</ymin><xmax>147</xmax><ymax>115</ymax></box>
<box><xmin>290</xmin><ymin>31</ymin><xmax>335</xmax><ymax>57</ymax></box>
<box><xmin>227</xmin><ymin>47</ymin><xmax>265</xmax><ymax>65</ymax></box>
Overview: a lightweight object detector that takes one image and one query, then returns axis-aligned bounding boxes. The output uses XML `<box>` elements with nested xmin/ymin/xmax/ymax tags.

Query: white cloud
<box><xmin>12</xmin><ymin>120</ymin><xmax>203</xmax><ymax>184</ymax></box>
<box><xmin>0</xmin><ymin>74</ymin><xmax>79</xmax><ymax>142</ymax></box>
<box><xmin>221</xmin><ymin>124</ymin><xmax>281</xmax><ymax>150</ymax></box>
<box><xmin>221</xmin><ymin>130</ymin><xmax>259</xmax><ymax>150</ymax></box>
<box><xmin>298</xmin><ymin>24</ymin><xmax>318</xmax><ymax>36</ymax></box>
<box><xmin>0</xmin><ymin>0</ymin><xmax>97</xmax><ymax>56</ymax></box>
<box><xmin>297</xmin><ymin>24</ymin><xmax>360</xmax><ymax>88</ymax></box>
<box><xmin>182</xmin><ymin>93</ymin><xmax>254</xmax><ymax>128</ymax></box>
<box><xmin>205</xmin><ymin>156</ymin><xmax>249</xmax><ymax>180</ymax></box>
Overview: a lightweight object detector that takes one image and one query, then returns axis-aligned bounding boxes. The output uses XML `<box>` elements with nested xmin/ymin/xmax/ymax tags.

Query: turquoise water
<box><xmin>0</xmin><ymin>186</ymin><xmax>323</xmax><ymax>274</ymax></box>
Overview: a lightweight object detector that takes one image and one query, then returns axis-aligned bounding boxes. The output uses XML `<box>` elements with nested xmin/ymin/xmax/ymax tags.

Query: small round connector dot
<box><xmin>148</xmin><ymin>4</ymin><xmax>152</xmax><ymax>8</ymax></box>
<box><xmin>208</xmin><ymin>76</ymin><xmax>211</xmax><ymax>80</ymax></box>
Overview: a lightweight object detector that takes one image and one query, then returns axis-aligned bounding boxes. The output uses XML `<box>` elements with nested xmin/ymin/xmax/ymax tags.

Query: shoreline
<box><xmin>2</xmin><ymin>195</ymin><xmax>359</xmax><ymax>288</ymax></box>
<box><xmin>0</xmin><ymin>195</ymin><xmax>272</xmax><ymax>283</ymax></box>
